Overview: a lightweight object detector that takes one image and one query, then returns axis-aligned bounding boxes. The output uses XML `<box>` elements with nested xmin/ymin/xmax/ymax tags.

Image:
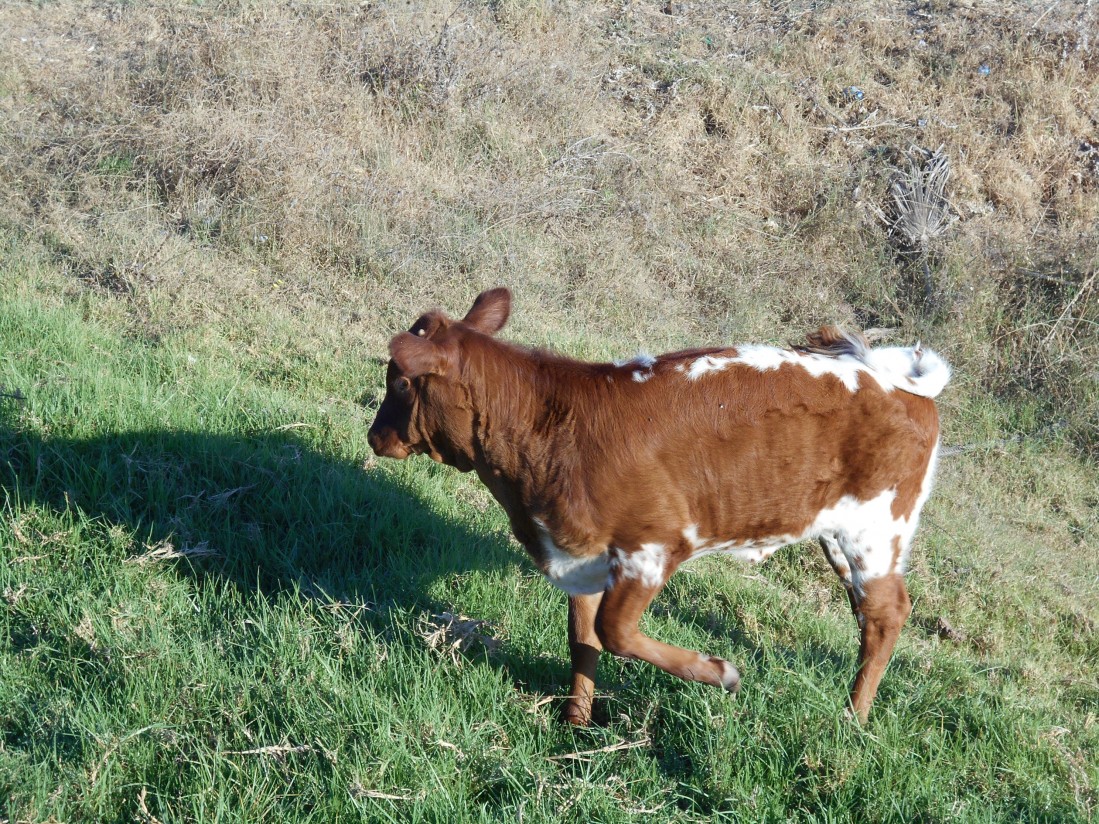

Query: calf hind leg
<box><xmin>595</xmin><ymin>564</ymin><xmax>740</xmax><ymax>694</ymax></box>
<box><xmin>821</xmin><ymin>534</ymin><xmax>913</xmax><ymax>722</ymax></box>
<box><xmin>850</xmin><ymin>573</ymin><xmax>912</xmax><ymax>722</ymax></box>
<box><xmin>819</xmin><ymin>534</ymin><xmax>859</xmax><ymax>619</ymax></box>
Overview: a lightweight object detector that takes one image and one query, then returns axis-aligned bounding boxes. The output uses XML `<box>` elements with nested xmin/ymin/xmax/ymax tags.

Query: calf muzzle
<box><xmin>367</xmin><ymin>426</ymin><xmax>410</xmax><ymax>460</ymax></box>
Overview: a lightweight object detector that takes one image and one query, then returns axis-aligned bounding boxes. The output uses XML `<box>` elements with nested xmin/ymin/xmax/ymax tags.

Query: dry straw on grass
<box><xmin>125</xmin><ymin>540</ymin><xmax>219</xmax><ymax>565</ymax></box>
<box><xmin>417</xmin><ymin>611</ymin><xmax>501</xmax><ymax>663</ymax></box>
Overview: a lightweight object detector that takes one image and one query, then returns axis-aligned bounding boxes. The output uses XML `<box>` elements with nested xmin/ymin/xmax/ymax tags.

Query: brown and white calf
<box><xmin>367</xmin><ymin>288</ymin><xmax>949</xmax><ymax>724</ymax></box>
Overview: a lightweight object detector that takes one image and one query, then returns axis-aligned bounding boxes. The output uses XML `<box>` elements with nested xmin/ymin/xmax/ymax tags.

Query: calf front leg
<box><xmin>564</xmin><ymin>592</ymin><xmax>603</xmax><ymax>726</ymax></box>
<box><xmin>596</xmin><ymin>553</ymin><xmax>740</xmax><ymax>693</ymax></box>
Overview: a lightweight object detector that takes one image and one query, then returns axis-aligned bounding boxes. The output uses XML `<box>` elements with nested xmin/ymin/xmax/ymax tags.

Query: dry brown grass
<box><xmin>0</xmin><ymin>0</ymin><xmax>1096</xmax><ymax>447</ymax></box>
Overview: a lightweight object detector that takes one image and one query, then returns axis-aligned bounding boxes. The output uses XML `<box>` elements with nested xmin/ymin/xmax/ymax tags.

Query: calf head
<box><xmin>367</xmin><ymin>287</ymin><xmax>511</xmax><ymax>470</ymax></box>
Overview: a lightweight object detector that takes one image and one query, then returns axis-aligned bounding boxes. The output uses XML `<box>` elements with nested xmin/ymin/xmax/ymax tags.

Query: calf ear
<box><xmin>389</xmin><ymin>332</ymin><xmax>453</xmax><ymax>379</ymax></box>
<box><xmin>462</xmin><ymin>287</ymin><xmax>511</xmax><ymax>335</ymax></box>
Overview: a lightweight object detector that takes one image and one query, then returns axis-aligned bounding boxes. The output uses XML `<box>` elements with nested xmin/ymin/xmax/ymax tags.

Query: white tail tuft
<box><xmin>790</xmin><ymin>327</ymin><xmax>951</xmax><ymax>398</ymax></box>
<box><xmin>865</xmin><ymin>345</ymin><xmax>951</xmax><ymax>398</ymax></box>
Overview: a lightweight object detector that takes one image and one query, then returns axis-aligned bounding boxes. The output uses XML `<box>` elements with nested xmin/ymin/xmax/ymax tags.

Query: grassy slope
<box><xmin>1</xmin><ymin>1</ymin><xmax>1097</xmax><ymax>821</ymax></box>
<box><xmin>2</xmin><ymin>244</ymin><xmax>1096</xmax><ymax>823</ymax></box>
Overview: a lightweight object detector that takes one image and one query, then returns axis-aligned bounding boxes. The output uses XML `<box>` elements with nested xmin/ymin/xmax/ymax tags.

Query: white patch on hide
<box><xmin>614</xmin><ymin>352</ymin><xmax>656</xmax><ymax>368</ymax></box>
<box><xmin>534</xmin><ymin>522</ymin><xmax>610</xmax><ymax>596</ymax></box>
<box><xmin>805</xmin><ymin>488</ymin><xmax>909</xmax><ymax>590</ymax></box>
<box><xmin>888</xmin><ymin>437</ymin><xmax>941</xmax><ymax>573</ymax></box>
<box><xmin>614</xmin><ymin>352</ymin><xmax>656</xmax><ymax>383</ymax></box>
<box><xmin>679</xmin><ymin>469</ymin><xmax>942</xmax><ymax>593</ymax></box>
<box><xmin>686</xmin><ymin>354</ymin><xmax>739</xmax><ymax>380</ymax></box>
<box><xmin>681</xmin><ymin>524</ymin><xmax>791</xmax><ymax>564</ymax></box>
<box><xmin>725</xmin><ymin>345</ymin><xmax>865</xmax><ymax>391</ymax></box>
<box><xmin>684</xmin><ymin>342</ymin><xmax>950</xmax><ymax>398</ymax></box>
<box><xmin>611</xmin><ymin>543</ymin><xmax>667</xmax><ymax>588</ymax></box>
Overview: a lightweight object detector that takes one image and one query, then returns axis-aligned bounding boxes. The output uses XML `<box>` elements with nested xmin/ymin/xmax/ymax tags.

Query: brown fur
<box><xmin>564</xmin><ymin>592</ymin><xmax>603</xmax><ymax>725</ymax></box>
<box><xmin>792</xmin><ymin>325</ymin><xmax>871</xmax><ymax>359</ymax></box>
<box><xmin>368</xmin><ymin>289</ymin><xmax>943</xmax><ymax>724</ymax></box>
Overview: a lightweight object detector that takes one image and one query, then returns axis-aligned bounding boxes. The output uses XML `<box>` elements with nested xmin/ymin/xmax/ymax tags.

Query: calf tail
<box><xmin>794</xmin><ymin>326</ymin><xmax>871</xmax><ymax>360</ymax></box>
<box><xmin>878</xmin><ymin>344</ymin><xmax>951</xmax><ymax>398</ymax></box>
<box><xmin>795</xmin><ymin>326</ymin><xmax>951</xmax><ymax>399</ymax></box>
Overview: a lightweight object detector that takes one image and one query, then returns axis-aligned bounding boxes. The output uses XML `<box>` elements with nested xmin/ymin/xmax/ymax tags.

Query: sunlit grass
<box><xmin>2</xmin><ymin>261</ymin><xmax>1096</xmax><ymax>823</ymax></box>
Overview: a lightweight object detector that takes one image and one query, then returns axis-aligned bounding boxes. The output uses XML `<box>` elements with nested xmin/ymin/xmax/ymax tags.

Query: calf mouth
<box><xmin>367</xmin><ymin>428</ymin><xmax>412</xmax><ymax>460</ymax></box>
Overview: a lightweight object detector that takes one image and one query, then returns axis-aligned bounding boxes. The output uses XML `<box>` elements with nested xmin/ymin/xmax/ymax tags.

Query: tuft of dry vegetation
<box><xmin>873</xmin><ymin>144</ymin><xmax>957</xmax><ymax>303</ymax></box>
<box><xmin>418</xmin><ymin>610</ymin><xmax>502</xmax><ymax>663</ymax></box>
<box><xmin>878</xmin><ymin>145</ymin><xmax>957</xmax><ymax>253</ymax></box>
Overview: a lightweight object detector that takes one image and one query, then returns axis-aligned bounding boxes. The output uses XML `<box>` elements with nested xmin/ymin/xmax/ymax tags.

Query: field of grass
<box><xmin>1</xmin><ymin>1</ymin><xmax>1097</xmax><ymax>821</ymax></box>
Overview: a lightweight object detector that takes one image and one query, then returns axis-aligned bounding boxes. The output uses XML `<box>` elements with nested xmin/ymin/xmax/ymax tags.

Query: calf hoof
<box><xmin>845</xmin><ymin>704</ymin><xmax>870</xmax><ymax>725</ymax></box>
<box><xmin>561</xmin><ymin>700</ymin><xmax>593</xmax><ymax>727</ymax></box>
<box><xmin>710</xmin><ymin>657</ymin><xmax>741</xmax><ymax>693</ymax></box>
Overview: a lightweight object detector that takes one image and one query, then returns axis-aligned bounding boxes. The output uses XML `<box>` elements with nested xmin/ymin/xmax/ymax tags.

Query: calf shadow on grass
<box><xmin>0</xmin><ymin>416</ymin><xmax>584</xmax><ymax>693</ymax></box>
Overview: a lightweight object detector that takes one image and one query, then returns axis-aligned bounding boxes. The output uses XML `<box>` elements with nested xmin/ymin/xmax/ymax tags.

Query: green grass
<box><xmin>2</xmin><ymin>254</ymin><xmax>1096</xmax><ymax>823</ymax></box>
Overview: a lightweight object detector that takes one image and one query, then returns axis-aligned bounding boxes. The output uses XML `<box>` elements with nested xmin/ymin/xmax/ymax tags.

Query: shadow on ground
<box><xmin>0</xmin><ymin>412</ymin><xmax>578</xmax><ymax>675</ymax></box>
<box><xmin>5</xmin><ymin>408</ymin><xmax>1076</xmax><ymax>823</ymax></box>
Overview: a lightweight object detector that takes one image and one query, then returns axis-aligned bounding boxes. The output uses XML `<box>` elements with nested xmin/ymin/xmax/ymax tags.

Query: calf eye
<box><xmin>394</xmin><ymin>376</ymin><xmax>412</xmax><ymax>395</ymax></box>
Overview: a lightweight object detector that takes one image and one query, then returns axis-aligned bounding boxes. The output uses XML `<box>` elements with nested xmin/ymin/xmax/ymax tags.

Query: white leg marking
<box><xmin>713</xmin><ymin>656</ymin><xmax>741</xmax><ymax>693</ymax></box>
<box><xmin>691</xmin><ymin>653</ymin><xmax>741</xmax><ymax>692</ymax></box>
